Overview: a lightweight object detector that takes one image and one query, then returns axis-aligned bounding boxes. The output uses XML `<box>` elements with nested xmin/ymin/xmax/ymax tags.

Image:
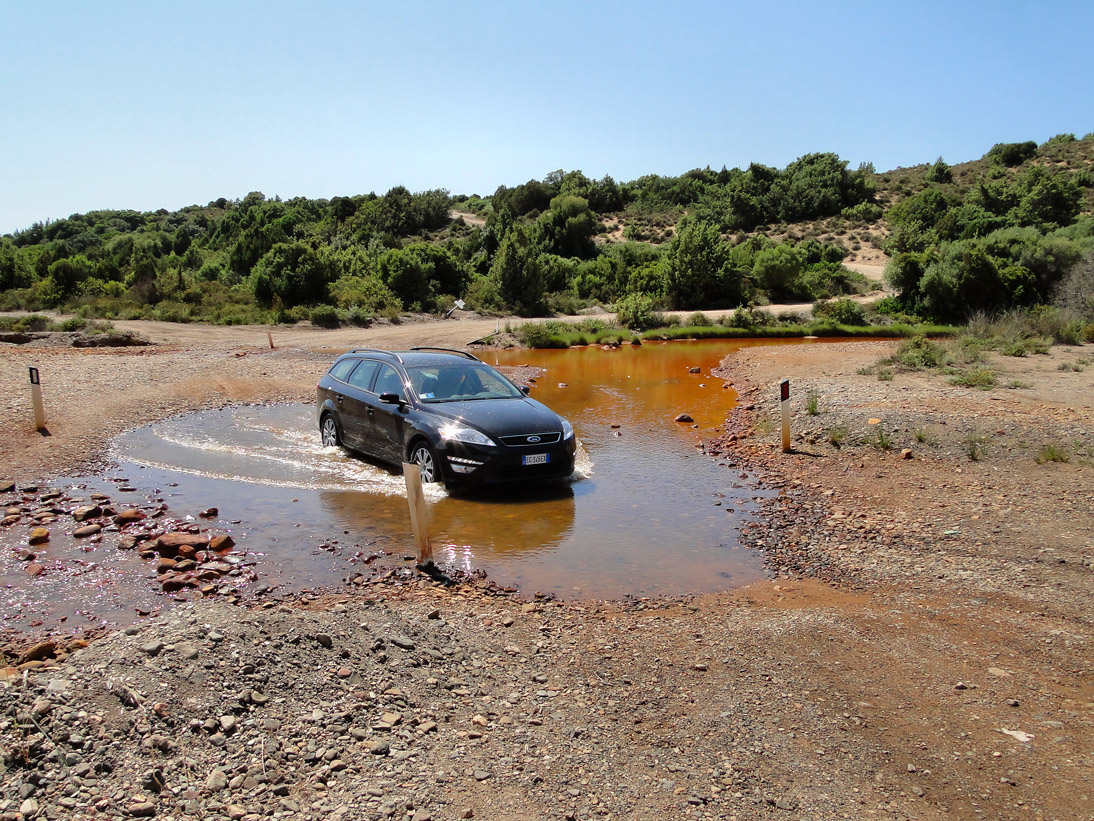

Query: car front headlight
<box><xmin>439</xmin><ymin>424</ymin><xmax>496</xmax><ymax>447</ymax></box>
<box><xmin>561</xmin><ymin>418</ymin><xmax>574</xmax><ymax>440</ymax></box>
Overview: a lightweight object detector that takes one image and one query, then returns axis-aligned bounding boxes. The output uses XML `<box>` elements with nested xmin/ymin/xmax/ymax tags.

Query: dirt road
<box><xmin>2</xmin><ymin>323</ymin><xmax>1092</xmax><ymax>819</ymax></box>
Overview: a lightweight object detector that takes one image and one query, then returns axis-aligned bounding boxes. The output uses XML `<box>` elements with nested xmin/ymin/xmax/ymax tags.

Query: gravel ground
<box><xmin>2</xmin><ymin>327</ymin><xmax>1093</xmax><ymax>820</ymax></box>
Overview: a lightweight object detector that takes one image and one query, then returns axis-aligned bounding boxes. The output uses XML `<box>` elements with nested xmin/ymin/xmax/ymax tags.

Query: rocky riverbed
<box><xmin>2</xmin><ymin>326</ymin><xmax>1093</xmax><ymax>820</ymax></box>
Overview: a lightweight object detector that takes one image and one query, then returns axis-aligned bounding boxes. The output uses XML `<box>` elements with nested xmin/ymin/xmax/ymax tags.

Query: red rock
<box><xmin>16</xmin><ymin>640</ymin><xmax>56</xmax><ymax>665</ymax></box>
<box><xmin>160</xmin><ymin>574</ymin><xmax>196</xmax><ymax>593</ymax></box>
<box><xmin>73</xmin><ymin>524</ymin><xmax>102</xmax><ymax>538</ymax></box>
<box><xmin>209</xmin><ymin>534</ymin><xmax>235</xmax><ymax>552</ymax></box>
<box><xmin>152</xmin><ymin>532</ymin><xmax>210</xmax><ymax>558</ymax></box>
<box><xmin>114</xmin><ymin>509</ymin><xmax>146</xmax><ymax>526</ymax></box>
<box><xmin>26</xmin><ymin>563</ymin><xmax>44</xmax><ymax>576</ymax></box>
<box><xmin>72</xmin><ymin>505</ymin><xmax>102</xmax><ymax>522</ymax></box>
<box><xmin>156</xmin><ymin>558</ymin><xmax>178</xmax><ymax>573</ymax></box>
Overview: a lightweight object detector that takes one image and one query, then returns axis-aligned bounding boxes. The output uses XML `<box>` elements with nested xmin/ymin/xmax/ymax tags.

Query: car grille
<box><xmin>499</xmin><ymin>431</ymin><xmax>562</xmax><ymax>447</ymax></box>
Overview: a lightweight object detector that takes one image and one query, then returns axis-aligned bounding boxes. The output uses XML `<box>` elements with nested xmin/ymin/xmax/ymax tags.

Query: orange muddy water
<box><xmin>1</xmin><ymin>338</ymin><xmax>831</xmax><ymax>632</ymax></box>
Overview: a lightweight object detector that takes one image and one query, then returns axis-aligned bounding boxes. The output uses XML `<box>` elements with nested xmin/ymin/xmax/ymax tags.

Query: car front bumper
<box><xmin>436</xmin><ymin>437</ymin><xmax>578</xmax><ymax>485</ymax></box>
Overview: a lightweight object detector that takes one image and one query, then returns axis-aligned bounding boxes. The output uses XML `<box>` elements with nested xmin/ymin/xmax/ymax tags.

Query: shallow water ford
<box><xmin>2</xmin><ymin>338</ymin><xmax>828</xmax><ymax>632</ymax></box>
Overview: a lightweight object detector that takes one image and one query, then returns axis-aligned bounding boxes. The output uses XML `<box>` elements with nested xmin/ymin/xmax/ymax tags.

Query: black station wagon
<box><xmin>316</xmin><ymin>348</ymin><xmax>577</xmax><ymax>487</ymax></box>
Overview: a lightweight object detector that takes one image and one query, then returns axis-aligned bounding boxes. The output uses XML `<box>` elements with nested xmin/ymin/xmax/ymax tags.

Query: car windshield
<box><xmin>406</xmin><ymin>363</ymin><xmax>523</xmax><ymax>403</ymax></box>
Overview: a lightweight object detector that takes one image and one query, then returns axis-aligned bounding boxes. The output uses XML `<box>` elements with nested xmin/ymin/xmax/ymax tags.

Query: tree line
<box><xmin>2</xmin><ymin>138</ymin><xmax>1092</xmax><ymax>328</ymax></box>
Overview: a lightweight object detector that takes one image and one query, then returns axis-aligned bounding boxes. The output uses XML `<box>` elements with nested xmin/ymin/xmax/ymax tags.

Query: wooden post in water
<box><xmin>780</xmin><ymin>379</ymin><xmax>791</xmax><ymax>453</ymax></box>
<box><xmin>402</xmin><ymin>463</ymin><xmax>434</xmax><ymax>567</ymax></box>
<box><xmin>29</xmin><ymin>367</ymin><xmax>46</xmax><ymax>431</ymax></box>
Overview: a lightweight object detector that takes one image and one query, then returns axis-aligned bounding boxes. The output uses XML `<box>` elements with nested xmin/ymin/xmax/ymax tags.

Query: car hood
<box><xmin>424</xmin><ymin>397</ymin><xmax>563</xmax><ymax>437</ymax></box>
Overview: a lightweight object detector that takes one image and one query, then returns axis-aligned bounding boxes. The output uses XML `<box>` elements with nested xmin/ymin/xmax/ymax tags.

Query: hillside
<box><xmin>2</xmin><ymin>134</ymin><xmax>1092</xmax><ymax>328</ymax></box>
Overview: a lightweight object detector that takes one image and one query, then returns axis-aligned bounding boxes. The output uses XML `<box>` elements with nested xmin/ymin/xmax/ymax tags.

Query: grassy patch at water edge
<box><xmin>640</xmin><ymin>322</ymin><xmax>956</xmax><ymax>342</ymax></box>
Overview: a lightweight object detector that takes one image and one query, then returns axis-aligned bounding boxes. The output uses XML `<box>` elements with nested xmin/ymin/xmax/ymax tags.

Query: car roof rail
<box><xmin>409</xmin><ymin>347</ymin><xmax>482</xmax><ymax>362</ymax></box>
<box><xmin>349</xmin><ymin>348</ymin><xmax>403</xmax><ymax>363</ymax></box>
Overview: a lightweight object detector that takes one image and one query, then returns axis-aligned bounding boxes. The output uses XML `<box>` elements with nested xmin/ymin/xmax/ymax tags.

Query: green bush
<box><xmin>891</xmin><ymin>336</ymin><xmax>946</xmax><ymax>369</ymax></box>
<box><xmin>1036</xmin><ymin>443</ymin><xmax>1070</xmax><ymax>463</ymax></box>
<box><xmin>925</xmin><ymin>157</ymin><xmax>953</xmax><ymax>184</ymax></box>
<box><xmin>309</xmin><ymin>305</ymin><xmax>341</xmax><ymax>328</ymax></box>
<box><xmin>685</xmin><ymin>311</ymin><xmax>715</xmax><ymax>327</ymax></box>
<box><xmin>519</xmin><ymin>323</ymin><xmax>572</xmax><ymax>349</ymax></box>
<box><xmin>951</xmin><ymin>369</ymin><xmax>997</xmax><ymax>389</ymax></box>
<box><xmin>988</xmin><ymin>141</ymin><xmax>1038</xmax><ymax>167</ymax></box>
<box><xmin>840</xmin><ymin>202</ymin><xmax>883</xmax><ymax>222</ymax></box>
<box><xmin>814</xmin><ymin>297</ymin><xmax>867</xmax><ymax>326</ymax></box>
<box><xmin>614</xmin><ymin>293</ymin><xmax>661</xmax><ymax>330</ymax></box>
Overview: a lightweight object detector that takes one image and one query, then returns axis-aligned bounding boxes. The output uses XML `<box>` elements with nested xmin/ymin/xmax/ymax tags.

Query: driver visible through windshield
<box><xmin>406</xmin><ymin>364</ymin><xmax>524</xmax><ymax>403</ymax></box>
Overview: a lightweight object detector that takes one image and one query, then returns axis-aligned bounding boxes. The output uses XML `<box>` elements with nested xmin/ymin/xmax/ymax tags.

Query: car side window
<box><xmin>328</xmin><ymin>358</ymin><xmax>358</xmax><ymax>383</ymax></box>
<box><xmin>374</xmin><ymin>364</ymin><xmax>404</xmax><ymax>397</ymax></box>
<box><xmin>346</xmin><ymin>360</ymin><xmax>379</xmax><ymax>391</ymax></box>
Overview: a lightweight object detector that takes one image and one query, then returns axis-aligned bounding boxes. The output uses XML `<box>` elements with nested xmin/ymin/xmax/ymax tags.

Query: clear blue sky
<box><xmin>2</xmin><ymin>0</ymin><xmax>1091</xmax><ymax>234</ymax></box>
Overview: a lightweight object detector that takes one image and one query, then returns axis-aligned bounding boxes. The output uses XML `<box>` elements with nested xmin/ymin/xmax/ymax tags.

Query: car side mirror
<box><xmin>520</xmin><ymin>385</ymin><xmax>531</xmax><ymax>395</ymax></box>
<box><xmin>379</xmin><ymin>392</ymin><xmax>403</xmax><ymax>404</ymax></box>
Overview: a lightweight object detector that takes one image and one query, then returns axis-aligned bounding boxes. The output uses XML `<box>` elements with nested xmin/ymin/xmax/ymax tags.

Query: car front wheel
<box><xmin>409</xmin><ymin>442</ymin><xmax>440</xmax><ymax>483</ymax></box>
<box><xmin>320</xmin><ymin>414</ymin><xmax>341</xmax><ymax>447</ymax></box>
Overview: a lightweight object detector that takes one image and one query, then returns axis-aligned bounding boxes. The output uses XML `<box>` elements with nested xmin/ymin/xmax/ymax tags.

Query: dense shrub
<box><xmin>614</xmin><ymin>293</ymin><xmax>660</xmax><ymax>330</ymax></box>
<box><xmin>814</xmin><ymin>297</ymin><xmax>867</xmax><ymax>325</ymax></box>
<box><xmin>988</xmin><ymin>141</ymin><xmax>1038</xmax><ymax>167</ymax></box>
<box><xmin>309</xmin><ymin>304</ymin><xmax>340</xmax><ymax>328</ymax></box>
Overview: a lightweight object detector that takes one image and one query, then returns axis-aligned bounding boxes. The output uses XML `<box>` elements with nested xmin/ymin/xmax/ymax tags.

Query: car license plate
<box><xmin>523</xmin><ymin>453</ymin><xmax>549</xmax><ymax>466</ymax></box>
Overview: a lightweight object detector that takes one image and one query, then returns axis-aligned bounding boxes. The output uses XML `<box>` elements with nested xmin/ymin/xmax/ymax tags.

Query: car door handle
<box><xmin>335</xmin><ymin>393</ymin><xmax>345</xmax><ymax>403</ymax></box>
<box><xmin>366</xmin><ymin>406</ymin><xmax>375</xmax><ymax>416</ymax></box>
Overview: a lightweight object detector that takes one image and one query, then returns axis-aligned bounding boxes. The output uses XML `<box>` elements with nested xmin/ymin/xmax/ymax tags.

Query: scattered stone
<box><xmin>28</xmin><ymin>527</ymin><xmax>49</xmax><ymax>545</ymax></box>
<box><xmin>16</xmin><ymin>641</ymin><xmax>56</xmax><ymax>665</ymax></box>
<box><xmin>141</xmin><ymin>641</ymin><xmax>165</xmax><ymax>656</ymax></box>
<box><xmin>153</xmin><ymin>532</ymin><xmax>210</xmax><ymax>558</ymax></box>
<box><xmin>115</xmin><ymin>509</ymin><xmax>147</xmax><ymax>526</ymax></box>
<box><xmin>675</xmin><ymin>414</ymin><xmax>694</xmax><ymax>423</ymax></box>
<box><xmin>72</xmin><ymin>504</ymin><xmax>103</xmax><ymax>521</ymax></box>
<box><xmin>205</xmin><ymin>768</ymin><xmax>228</xmax><ymax>791</ymax></box>
<box><xmin>209</xmin><ymin>534</ymin><xmax>234</xmax><ymax>551</ymax></box>
<box><xmin>74</xmin><ymin>523</ymin><xmax>103</xmax><ymax>538</ymax></box>
<box><xmin>900</xmin><ymin>448</ymin><xmax>914</xmax><ymax>459</ymax></box>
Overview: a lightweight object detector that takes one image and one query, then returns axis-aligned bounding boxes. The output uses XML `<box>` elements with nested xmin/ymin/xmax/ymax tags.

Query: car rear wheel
<box><xmin>320</xmin><ymin>414</ymin><xmax>341</xmax><ymax>447</ymax></box>
<box><xmin>409</xmin><ymin>441</ymin><xmax>439</xmax><ymax>483</ymax></box>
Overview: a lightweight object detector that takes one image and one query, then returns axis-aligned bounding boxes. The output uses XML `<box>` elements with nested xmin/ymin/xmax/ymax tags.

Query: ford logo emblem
<box><xmin>527</xmin><ymin>435</ymin><xmax>541</xmax><ymax>443</ymax></box>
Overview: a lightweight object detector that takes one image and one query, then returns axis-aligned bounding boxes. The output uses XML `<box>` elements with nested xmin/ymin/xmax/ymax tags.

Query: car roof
<box><xmin>337</xmin><ymin>348</ymin><xmax>484</xmax><ymax>368</ymax></box>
